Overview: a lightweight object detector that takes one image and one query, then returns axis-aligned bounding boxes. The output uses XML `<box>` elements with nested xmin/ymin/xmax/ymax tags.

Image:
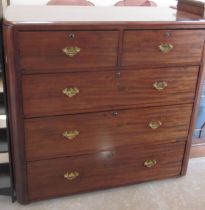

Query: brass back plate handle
<box><xmin>62</xmin><ymin>46</ymin><xmax>81</xmax><ymax>57</ymax></box>
<box><xmin>149</xmin><ymin>121</ymin><xmax>162</xmax><ymax>130</ymax></box>
<box><xmin>144</xmin><ymin>160</ymin><xmax>157</xmax><ymax>168</ymax></box>
<box><xmin>153</xmin><ymin>81</ymin><xmax>168</xmax><ymax>91</ymax></box>
<box><xmin>62</xmin><ymin>87</ymin><xmax>79</xmax><ymax>98</ymax></box>
<box><xmin>64</xmin><ymin>171</ymin><xmax>79</xmax><ymax>181</ymax></box>
<box><xmin>158</xmin><ymin>44</ymin><xmax>173</xmax><ymax>53</ymax></box>
<box><xmin>62</xmin><ymin>130</ymin><xmax>79</xmax><ymax>140</ymax></box>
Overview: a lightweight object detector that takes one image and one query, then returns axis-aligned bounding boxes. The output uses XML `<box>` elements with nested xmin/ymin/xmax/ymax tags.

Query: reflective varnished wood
<box><xmin>27</xmin><ymin>142</ymin><xmax>185</xmax><ymax>201</ymax></box>
<box><xmin>25</xmin><ymin>104</ymin><xmax>192</xmax><ymax>161</ymax></box>
<box><xmin>22</xmin><ymin>67</ymin><xmax>198</xmax><ymax>118</ymax></box>
<box><xmin>3</xmin><ymin>6</ymin><xmax>205</xmax><ymax>204</ymax></box>
<box><xmin>3</xmin><ymin>6</ymin><xmax>205</xmax><ymax>23</ymax></box>
<box><xmin>122</xmin><ymin>30</ymin><xmax>205</xmax><ymax>67</ymax></box>
<box><xmin>18</xmin><ymin>31</ymin><xmax>119</xmax><ymax>72</ymax></box>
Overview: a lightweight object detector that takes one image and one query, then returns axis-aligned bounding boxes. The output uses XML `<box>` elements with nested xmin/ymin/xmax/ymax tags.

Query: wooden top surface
<box><xmin>3</xmin><ymin>5</ymin><xmax>205</xmax><ymax>25</ymax></box>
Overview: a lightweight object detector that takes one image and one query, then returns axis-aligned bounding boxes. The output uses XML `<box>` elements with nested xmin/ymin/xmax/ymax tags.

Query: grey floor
<box><xmin>0</xmin><ymin>158</ymin><xmax>205</xmax><ymax>210</ymax></box>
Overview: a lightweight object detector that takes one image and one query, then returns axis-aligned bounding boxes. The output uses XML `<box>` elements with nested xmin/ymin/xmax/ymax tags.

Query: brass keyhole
<box><xmin>165</xmin><ymin>31</ymin><xmax>171</xmax><ymax>38</ymax></box>
<box><xmin>115</xmin><ymin>72</ymin><xmax>121</xmax><ymax>79</ymax></box>
<box><xmin>112</xmin><ymin>111</ymin><xmax>119</xmax><ymax>116</ymax></box>
<box><xmin>69</xmin><ymin>33</ymin><xmax>75</xmax><ymax>39</ymax></box>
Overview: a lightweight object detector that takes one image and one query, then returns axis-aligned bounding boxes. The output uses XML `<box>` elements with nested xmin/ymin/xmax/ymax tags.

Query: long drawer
<box><xmin>25</xmin><ymin>104</ymin><xmax>192</xmax><ymax>161</ymax></box>
<box><xmin>22</xmin><ymin>67</ymin><xmax>198</xmax><ymax>118</ymax></box>
<box><xmin>122</xmin><ymin>30</ymin><xmax>205</xmax><ymax>67</ymax></box>
<box><xmin>27</xmin><ymin>142</ymin><xmax>185</xmax><ymax>201</ymax></box>
<box><xmin>18</xmin><ymin>30</ymin><xmax>119</xmax><ymax>73</ymax></box>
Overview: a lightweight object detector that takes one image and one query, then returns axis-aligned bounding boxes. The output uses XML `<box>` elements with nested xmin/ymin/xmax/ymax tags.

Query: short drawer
<box><xmin>18</xmin><ymin>30</ymin><xmax>119</xmax><ymax>73</ymax></box>
<box><xmin>22</xmin><ymin>66</ymin><xmax>198</xmax><ymax>118</ymax></box>
<box><xmin>27</xmin><ymin>142</ymin><xmax>185</xmax><ymax>201</ymax></box>
<box><xmin>122</xmin><ymin>30</ymin><xmax>205</xmax><ymax>67</ymax></box>
<box><xmin>25</xmin><ymin>104</ymin><xmax>192</xmax><ymax>161</ymax></box>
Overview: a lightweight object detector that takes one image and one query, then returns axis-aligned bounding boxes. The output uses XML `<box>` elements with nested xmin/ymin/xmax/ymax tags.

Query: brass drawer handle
<box><xmin>63</xmin><ymin>130</ymin><xmax>79</xmax><ymax>140</ymax></box>
<box><xmin>64</xmin><ymin>171</ymin><xmax>79</xmax><ymax>181</ymax></box>
<box><xmin>62</xmin><ymin>46</ymin><xmax>81</xmax><ymax>57</ymax></box>
<box><xmin>62</xmin><ymin>87</ymin><xmax>79</xmax><ymax>98</ymax></box>
<box><xmin>158</xmin><ymin>43</ymin><xmax>173</xmax><ymax>53</ymax></box>
<box><xmin>144</xmin><ymin>160</ymin><xmax>157</xmax><ymax>168</ymax></box>
<box><xmin>153</xmin><ymin>81</ymin><xmax>168</xmax><ymax>91</ymax></box>
<box><xmin>149</xmin><ymin>121</ymin><xmax>162</xmax><ymax>130</ymax></box>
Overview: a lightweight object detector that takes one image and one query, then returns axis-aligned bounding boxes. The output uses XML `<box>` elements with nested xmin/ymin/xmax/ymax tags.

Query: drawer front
<box><xmin>18</xmin><ymin>31</ymin><xmax>119</xmax><ymax>73</ymax></box>
<box><xmin>25</xmin><ymin>104</ymin><xmax>192</xmax><ymax>161</ymax></box>
<box><xmin>23</xmin><ymin>67</ymin><xmax>198</xmax><ymax>118</ymax></box>
<box><xmin>122</xmin><ymin>30</ymin><xmax>205</xmax><ymax>67</ymax></box>
<box><xmin>27</xmin><ymin>142</ymin><xmax>185</xmax><ymax>201</ymax></box>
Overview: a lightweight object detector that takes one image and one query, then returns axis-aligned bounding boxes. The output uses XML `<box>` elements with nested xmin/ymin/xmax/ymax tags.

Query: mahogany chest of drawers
<box><xmin>3</xmin><ymin>6</ymin><xmax>205</xmax><ymax>204</ymax></box>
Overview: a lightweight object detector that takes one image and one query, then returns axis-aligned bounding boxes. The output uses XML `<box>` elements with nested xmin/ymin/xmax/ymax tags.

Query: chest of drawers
<box><xmin>3</xmin><ymin>6</ymin><xmax>205</xmax><ymax>204</ymax></box>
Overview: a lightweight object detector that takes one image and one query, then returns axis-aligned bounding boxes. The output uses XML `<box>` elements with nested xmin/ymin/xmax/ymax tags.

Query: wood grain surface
<box><xmin>122</xmin><ymin>30</ymin><xmax>205</xmax><ymax>67</ymax></box>
<box><xmin>18</xmin><ymin>30</ymin><xmax>119</xmax><ymax>72</ymax></box>
<box><xmin>3</xmin><ymin>25</ymin><xmax>29</xmax><ymax>204</ymax></box>
<box><xmin>25</xmin><ymin>104</ymin><xmax>192</xmax><ymax>161</ymax></box>
<box><xmin>22</xmin><ymin>67</ymin><xmax>198</xmax><ymax>118</ymax></box>
<box><xmin>3</xmin><ymin>12</ymin><xmax>205</xmax><ymax>203</ymax></box>
<box><xmin>27</xmin><ymin>141</ymin><xmax>185</xmax><ymax>201</ymax></box>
